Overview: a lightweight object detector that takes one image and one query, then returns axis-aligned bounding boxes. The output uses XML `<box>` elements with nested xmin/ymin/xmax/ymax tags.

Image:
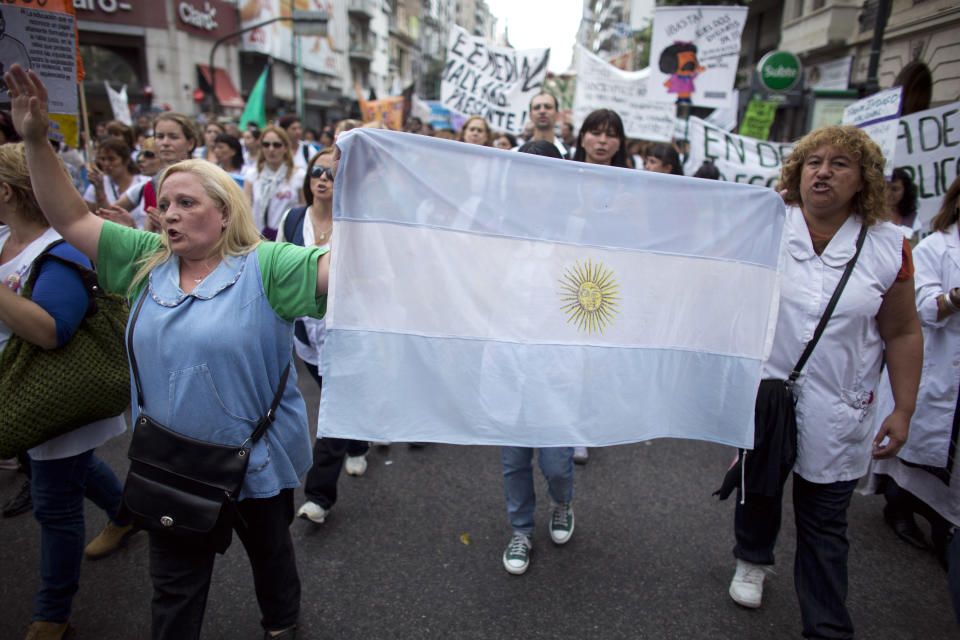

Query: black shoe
<box><xmin>2</xmin><ymin>479</ymin><xmax>32</xmax><ymax>518</ymax></box>
<box><xmin>933</xmin><ymin>529</ymin><xmax>953</xmax><ymax>571</ymax></box>
<box><xmin>884</xmin><ymin>504</ymin><xmax>928</xmax><ymax>550</ymax></box>
<box><xmin>264</xmin><ymin>625</ymin><xmax>297</xmax><ymax>639</ymax></box>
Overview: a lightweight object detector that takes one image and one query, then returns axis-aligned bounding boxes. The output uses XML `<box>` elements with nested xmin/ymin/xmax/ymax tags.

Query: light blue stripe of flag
<box><xmin>320</xmin><ymin>129</ymin><xmax>786</xmax><ymax>448</ymax></box>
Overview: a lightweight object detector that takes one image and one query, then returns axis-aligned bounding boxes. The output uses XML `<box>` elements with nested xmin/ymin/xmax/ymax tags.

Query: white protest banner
<box><xmin>321</xmin><ymin>129</ymin><xmax>785</xmax><ymax>449</ymax></box>
<box><xmin>895</xmin><ymin>102</ymin><xmax>960</xmax><ymax>230</ymax></box>
<box><xmin>683</xmin><ymin>116</ymin><xmax>793</xmax><ymax>188</ymax></box>
<box><xmin>843</xmin><ymin>86</ymin><xmax>902</xmax><ymax>177</ymax></box>
<box><xmin>441</xmin><ymin>25</ymin><xmax>549</xmax><ymax>135</ymax></box>
<box><xmin>105</xmin><ymin>82</ymin><xmax>132</xmax><ymax>126</ymax></box>
<box><xmin>648</xmin><ymin>5</ymin><xmax>748</xmax><ymax>109</ymax></box>
<box><xmin>573</xmin><ymin>45</ymin><xmax>675</xmax><ymax>142</ymax></box>
<box><xmin>0</xmin><ymin>1</ymin><xmax>79</xmax><ymax>146</ymax></box>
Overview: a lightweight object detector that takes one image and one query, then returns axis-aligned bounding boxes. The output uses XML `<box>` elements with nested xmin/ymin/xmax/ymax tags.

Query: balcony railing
<box><xmin>348</xmin><ymin>0</ymin><xmax>377</xmax><ymax>20</ymax></box>
<box><xmin>349</xmin><ymin>40</ymin><xmax>375</xmax><ymax>61</ymax></box>
<box><xmin>779</xmin><ymin>3</ymin><xmax>861</xmax><ymax>55</ymax></box>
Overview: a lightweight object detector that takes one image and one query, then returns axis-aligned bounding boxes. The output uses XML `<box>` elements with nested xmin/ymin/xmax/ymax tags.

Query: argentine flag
<box><xmin>320</xmin><ymin>129</ymin><xmax>785</xmax><ymax>448</ymax></box>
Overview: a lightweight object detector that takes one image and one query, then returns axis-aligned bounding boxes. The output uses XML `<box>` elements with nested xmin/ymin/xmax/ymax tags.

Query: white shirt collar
<box><xmin>785</xmin><ymin>205</ymin><xmax>863</xmax><ymax>267</ymax></box>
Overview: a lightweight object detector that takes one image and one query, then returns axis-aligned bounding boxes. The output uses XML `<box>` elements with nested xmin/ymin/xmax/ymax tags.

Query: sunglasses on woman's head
<box><xmin>310</xmin><ymin>165</ymin><xmax>335</xmax><ymax>180</ymax></box>
<box><xmin>262</xmin><ymin>141</ymin><xmax>285</xmax><ymax>149</ymax></box>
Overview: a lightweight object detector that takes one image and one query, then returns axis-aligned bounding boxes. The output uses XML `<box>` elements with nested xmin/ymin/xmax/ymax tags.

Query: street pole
<box><xmin>207</xmin><ymin>13</ymin><xmax>327</xmax><ymax>117</ymax></box>
<box><xmin>863</xmin><ymin>0</ymin><xmax>890</xmax><ymax>97</ymax></box>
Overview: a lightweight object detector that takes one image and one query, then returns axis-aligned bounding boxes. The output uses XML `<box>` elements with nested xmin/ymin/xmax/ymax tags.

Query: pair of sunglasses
<box><xmin>262</xmin><ymin>141</ymin><xmax>285</xmax><ymax>149</ymax></box>
<box><xmin>138</xmin><ymin>150</ymin><xmax>156</xmax><ymax>160</ymax></box>
<box><xmin>310</xmin><ymin>165</ymin><xmax>335</xmax><ymax>180</ymax></box>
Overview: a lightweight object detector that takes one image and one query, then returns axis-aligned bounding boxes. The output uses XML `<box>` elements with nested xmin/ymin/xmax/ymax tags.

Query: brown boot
<box><xmin>84</xmin><ymin>522</ymin><xmax>137</xmax><ymax>560</ymax></box>
<box><xmin>25</xmin><ymin>621</ymin><xmax>70</xmax><ymax>640</ymax></box>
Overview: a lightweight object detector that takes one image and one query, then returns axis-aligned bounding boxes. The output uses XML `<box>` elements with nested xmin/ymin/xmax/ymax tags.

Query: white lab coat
<box><xmin>764</xmin><ymin>207</ymin><xmax>905</xmax><ymax>483</ymax></box>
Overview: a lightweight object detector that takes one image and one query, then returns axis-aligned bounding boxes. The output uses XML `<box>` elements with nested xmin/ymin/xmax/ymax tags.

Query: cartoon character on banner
<box><xmin>659</xmin><ymin>42</ymin><xmax>705</xmax><ymax>105</ymax></box>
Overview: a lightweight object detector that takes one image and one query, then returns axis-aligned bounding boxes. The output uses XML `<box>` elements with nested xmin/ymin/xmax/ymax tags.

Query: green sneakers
<box><xmin>549</xmin><ymin>502</ymin><xmax>575</xmax><ymax>545</ymax></box>
<box><xmin>502</xmin><ymin>533</ymin><xmax>532</xmax><ymax>575</ymax></box>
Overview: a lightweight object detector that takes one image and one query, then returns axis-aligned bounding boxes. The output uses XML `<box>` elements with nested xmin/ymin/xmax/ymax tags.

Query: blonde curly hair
<box><xmin>776</xmin><ymin>125</ymin><xmax>889</xmax><ymax>226</ymax></box>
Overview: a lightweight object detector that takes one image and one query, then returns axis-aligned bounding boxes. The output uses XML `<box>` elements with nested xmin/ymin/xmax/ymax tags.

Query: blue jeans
<box><xmin>30</xmin><ymin>450</ymin><xmax>125</xmax><ymax>622</ymax></box>
<box><xmin>501</xmin><ymin>447</ymin><xmax>574</xmax><ymax>536</ymax></box>
<box><xmin>733</xmin><ymin>473</ymin><xmax>857</xmax><ymax>639</ymax></box>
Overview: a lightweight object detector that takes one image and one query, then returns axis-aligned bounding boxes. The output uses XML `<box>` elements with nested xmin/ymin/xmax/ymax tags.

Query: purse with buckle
<box><xmin>121</xmin><ymin>290</ymin><xmax>290</xmax><ymax>534</ymax></box>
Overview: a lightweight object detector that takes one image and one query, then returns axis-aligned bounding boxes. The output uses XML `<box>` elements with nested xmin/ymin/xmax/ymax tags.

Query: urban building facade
<box><xmin>76</xmin><ymin>0</ymin><xmax>244</xmax><ymax>126</ymax></box>
<box><xmin>741</xmin><ymin>0</ymin><xmax>960</xmax><ymax>139</ymax></box>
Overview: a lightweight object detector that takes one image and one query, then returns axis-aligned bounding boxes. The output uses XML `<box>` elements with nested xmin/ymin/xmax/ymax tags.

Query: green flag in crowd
<box><xmin>240</xmin><ymin>65</ymin><xmax>269</xmax><ymax>130</ymax></box>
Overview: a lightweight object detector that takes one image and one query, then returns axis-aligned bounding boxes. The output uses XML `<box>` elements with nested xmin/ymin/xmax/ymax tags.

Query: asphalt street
<box><xmin>1</xmin><ymin>360</ymin><xmax>955</xmax><ymax>639</ymax></box>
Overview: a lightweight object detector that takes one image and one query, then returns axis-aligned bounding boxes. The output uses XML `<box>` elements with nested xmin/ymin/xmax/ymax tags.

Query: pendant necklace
<box><xmin>315</xmin><ymin>226</ymin><xmax>332</xmax><ymax>243</ymax></box>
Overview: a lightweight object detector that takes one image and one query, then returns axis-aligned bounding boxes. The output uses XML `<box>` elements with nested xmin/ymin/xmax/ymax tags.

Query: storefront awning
<box><xmin>197</xmin><ymin>64</ymin><xmax>245</xmax><ymax>110</ymax></box>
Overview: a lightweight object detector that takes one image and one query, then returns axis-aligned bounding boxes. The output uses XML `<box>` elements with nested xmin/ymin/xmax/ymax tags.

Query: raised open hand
<box><xmin>2</xmin><ymin>64</ymin><xmax>51</xmax><ymax>143</ymax></box>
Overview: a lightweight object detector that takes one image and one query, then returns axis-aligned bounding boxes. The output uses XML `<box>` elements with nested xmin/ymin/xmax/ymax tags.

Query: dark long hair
<box><xmin>572</xmin><ymin>109</ymin><xmax>629</xmax><ymax>168</ymax></box>
<box><xmin>890</xmin><ymin>167</ymin><xmax>918</xmax><ymax>226</ymax></box>
<box><xmin>214</xmin><ymin>133</ymin><xmax>244</xmax><ymax>171</ymax></box>
<box><xmin>647</xmin><ymin>142</ymin><xmax>684</xmax><ymax>176</ymax></box>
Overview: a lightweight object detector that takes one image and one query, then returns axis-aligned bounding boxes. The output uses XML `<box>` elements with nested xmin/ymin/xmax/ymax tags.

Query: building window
<box><xmin>791</xmin><ymin>0</ymin><xmax>805</xmax><ymax>20</ymax></box>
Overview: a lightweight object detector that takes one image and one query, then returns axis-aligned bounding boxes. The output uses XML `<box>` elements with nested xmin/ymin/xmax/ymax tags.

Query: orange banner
<box><xmin>355</xmin><ymin>85</ymin><xmax>403</xmax><ymax>131</ymax></box>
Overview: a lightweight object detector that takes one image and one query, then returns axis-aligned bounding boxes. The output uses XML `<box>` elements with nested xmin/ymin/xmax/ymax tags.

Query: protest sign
<box><xmin>573</xmin><ymin>45</ymin><xmax>675</xmax><ymax>142</ymax></box>
<box><xmin>683</xmin><ymin>116</ymin><xmax>793</xmax><ymax>187</ymax></box>
<box><xmin>738</xmin><ymin>100</ymin><xmax>777</xmax><ymax>141</ymax></box>
<box><xmin>1</xmin><ymin>1</ymin><xmax>80</xmax><ymax>146</ymax></box>
<box><xmin>895</xmin><ymin>101</ymin><xmax>960</xmax><ymax>230</ymax></box>
<box><xmin>843</xmin><ymin>86</ymin><xmax>902</xmax><ymax>177</ymax></box>
<box><xmin>355</xmin><ymin>85</ymin><xmax>404</xmax><ymax>130</ymax></box>
<box><xmin>648</xmin><ymin>5</ymin><xmax>748</xmax><ymax>109</ymax></box>
<box><xmin>105</xmin><ymin>82</ymin><xmax>131</xmax><ymax>126</ymax></box>
<box><xmin>441</xmin><ymin>25</ymin><xmax>549</xmax><ymax>135</ymax></box>
<box><xmin>323</xmin><ymin>129</ymin><xmax>784</xmax><ymax>449</ymax></box>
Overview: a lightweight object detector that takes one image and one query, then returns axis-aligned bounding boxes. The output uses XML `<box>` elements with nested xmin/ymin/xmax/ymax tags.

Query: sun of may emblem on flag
<box><xmin>558</xmin><ymin>259</ymin><xmax>621</xmax><ymax>334</ymax></box>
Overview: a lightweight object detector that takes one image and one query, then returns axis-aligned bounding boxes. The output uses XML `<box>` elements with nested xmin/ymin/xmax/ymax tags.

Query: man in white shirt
<box><xmin>278</xmin><ymin>113</ymin><xmax>318</xmax><ymax>170</ymax></box>
<box><xmin>526</xmin><ymin>93</ymin><xmax>568</xmax><ymax>158</ymax></box>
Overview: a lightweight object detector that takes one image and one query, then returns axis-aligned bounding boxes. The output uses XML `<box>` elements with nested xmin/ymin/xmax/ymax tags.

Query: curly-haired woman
<box><xmin>726</xmin><ymin>126</ymin><xmax>923</xmax><ymax>640</ymax></box>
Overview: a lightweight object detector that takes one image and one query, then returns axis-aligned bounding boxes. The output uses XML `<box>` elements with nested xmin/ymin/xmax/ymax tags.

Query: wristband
<box><xmin>945</xmin><ymin>291</ymin><xmax>960</xmax><ymax>313</ymax></box>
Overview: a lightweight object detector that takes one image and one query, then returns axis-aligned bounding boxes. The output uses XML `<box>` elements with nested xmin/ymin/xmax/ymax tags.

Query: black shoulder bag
<box><xmin>121</xmin><ymin>291</ymin><xmax>291</xmax><ymax>534</ymax></box>
<box><xmin>716</xmin><ymin>224</ymin><xmax>868</xmax><ymax>500</ymax></box>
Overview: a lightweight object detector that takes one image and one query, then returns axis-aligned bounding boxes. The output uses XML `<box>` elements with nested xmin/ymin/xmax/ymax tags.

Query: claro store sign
<box><xmin>73</xmin><ymin>0</ymin><xmax>168</xmax><ymax>27</ymax></box>
<box><xmin>176</xmin><ymin>0</ymin><xmax>237</xmax><ymax>40</ymax></box>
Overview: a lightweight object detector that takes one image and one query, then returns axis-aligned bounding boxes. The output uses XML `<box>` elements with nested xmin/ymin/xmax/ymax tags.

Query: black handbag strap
<box><xmin>126</xmin><ymin>286</ymin><xmax>290</xmax><ymax>447</ymax></box>
<box><xmin>788</xmin><ymin>224</ymin><xmax>868</xmax><ymax>383</ymax></box>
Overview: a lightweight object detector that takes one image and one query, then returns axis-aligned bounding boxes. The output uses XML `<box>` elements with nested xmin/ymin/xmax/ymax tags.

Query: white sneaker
<box><xmin>573</xmin><ymin>447</ymin><xmax>589</xmax><ymax>464</ymax></box>
<box><xmin>344</xmin><ymin>454</ymin><xmax>367</xmax><ymax>476</ymax></box>
<box><xmin>729</xmin><ymin>559</ymin><xmax>767</xmax><ymax>608</ymax></box>
<box><xmin>296</xmin><ymin>501</ymin><xmax>328</xmax><ymax>524</ymax></box>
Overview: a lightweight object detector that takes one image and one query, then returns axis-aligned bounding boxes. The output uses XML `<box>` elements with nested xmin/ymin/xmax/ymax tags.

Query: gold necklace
<box><xmin>310</xmin><ymin>208</ymin><xmax>332</xmax><ymax>244</ymax></box>
<box><xmin>314</xmin><ymin>225</ymin><xmax>332</xmax><ymax>243</ymax></box>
